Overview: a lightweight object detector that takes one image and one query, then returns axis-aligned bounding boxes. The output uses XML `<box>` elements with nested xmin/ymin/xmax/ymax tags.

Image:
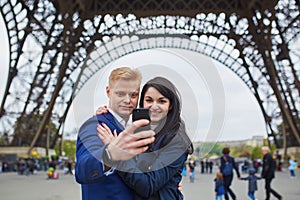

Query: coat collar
<box><xmin>97</xmin><ymin>112</ymin><xmax>124</xmax><ymax>134</ymax></box>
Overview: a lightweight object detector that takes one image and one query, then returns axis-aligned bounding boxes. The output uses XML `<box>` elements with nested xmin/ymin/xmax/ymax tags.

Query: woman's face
<box><xmin>143</xmin><ymin>87</ymin><xmax>170</xmax><ymax>124</ymax></box>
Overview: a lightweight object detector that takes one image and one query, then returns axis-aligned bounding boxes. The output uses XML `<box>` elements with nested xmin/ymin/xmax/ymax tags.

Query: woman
<box><xmin>97</xmin><ymin>76</ymin><xmax>193</xmax><ymax>199</ymax></box>
<box><xmin>220</xmin><ymin>147</ymin><xmax>240</xmax><ymax>200</ymax></box>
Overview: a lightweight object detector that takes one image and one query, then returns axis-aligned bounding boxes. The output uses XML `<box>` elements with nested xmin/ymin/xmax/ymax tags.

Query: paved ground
<box><xmin>0</xmin><ymin>166</ymin><xmax>299</xmax><ymax>200</ymax></box>
<box><xmin>182</xmin><ymin>166</ymin><xmax>300</xmax><ymax>200</ymax></box>
<box><xmin>0</xmin><ymin>170</ymin><xmax>80</xmax><ymax>200</ymax></box>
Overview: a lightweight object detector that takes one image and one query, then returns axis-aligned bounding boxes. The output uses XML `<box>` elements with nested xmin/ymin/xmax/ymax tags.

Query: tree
<box><xmin>209</xmin><ymin>143</ymin><xmax>226</xmax><ymax>156</ymax></box>
<box><xmin>61</xmin><ymin>140</ymin><xmax>76</xmax><ymax>159</ymax></box>
<box><xmin>195</xmin><ymin>142</ymin><xmax>225</xmax><ymax>158</ymax></box>
<box><xmin>251</xmin><ymin>146</ymin><xmax>263</xmax><ymax>159</ymax></box>
<box><xmin>11</xmin><ymin>113</ymin><xmax>58</xmax><ymax>147</ymax></box>
<box><xmin>276</xmin><ymin>121</ymin><xmax>300</xmax><ymax>148</ymax></box>
<box><xmin>231</xmin><ymin>145</ymin><xmax>252</xmax><ymax>158</ymax></box>
<box><xmin>0</xmin><ymin>132</ymin><xmax>9</xmax><ymax>146</ymax></box>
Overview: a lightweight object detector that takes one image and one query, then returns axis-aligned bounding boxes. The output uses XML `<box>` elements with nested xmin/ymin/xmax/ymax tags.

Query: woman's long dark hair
<box><xmin>139</xmin><ymin>77</ymin><xmax>193</xmax><ymax>154</ymax></box>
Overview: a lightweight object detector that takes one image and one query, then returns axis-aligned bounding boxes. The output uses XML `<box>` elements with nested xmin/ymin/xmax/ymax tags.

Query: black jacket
<box><xmin>261</xmin><ymin>153</ymin><xmax>275</xmax><ymax>179</ymax></box>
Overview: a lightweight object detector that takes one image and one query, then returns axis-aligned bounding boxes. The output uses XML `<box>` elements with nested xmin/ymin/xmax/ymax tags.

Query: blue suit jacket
<box><xmin>75</xmin><ymin>113</ymin><xmax>134</xmax><ymax>200</ymax></box>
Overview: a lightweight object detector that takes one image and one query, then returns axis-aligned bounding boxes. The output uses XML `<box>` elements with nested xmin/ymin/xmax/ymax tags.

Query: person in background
<box><xmin>220</xmin><ymin>147</ymin><xmax>240</xmax><ymax>200</ymax></box>
<box><xmin>288</xmin><ymin>156</ymin><xmax>297</xmax><ymax>179</ymax></box>
<box><xmin>261</xmin><ymin>146</ymin><xmax>282</xmax><ymax>200</ymax></box>
<box><xmin>65</xmin><ymin>160</ymin><xmax>73</xmax><ymax>175</ymax></box>
<box><xmin>240</xmin><ymin>167</ymin><xmax>261</xmax><ymax>200</ymax></box>
<box><xmin>205</xmin><ymin>158</ymin><xmax>209</xmax><ymax>173</ymax></box>
<box><xmin>181</xmin><ymin>161</ymin><xmax>187</xmax><ymax>177</ymax></box>
<box><xmin>209</xmin><ymin>159</ymin><xmax>214</xmax><ymax>174</ymax></box>
<box><xmin>188</xmin><ymin>157</ymin><xmax>196</xmax><ymax>183</ymax></box>
<box><xmin>214</xmin><ymin>172</ymin><xmax>225</xmax><ymax>200</ymax></box>
<box><xmin>200</xmin><ymin>159</ymin><xmax>205</xmax><ymax>174</ymax></box>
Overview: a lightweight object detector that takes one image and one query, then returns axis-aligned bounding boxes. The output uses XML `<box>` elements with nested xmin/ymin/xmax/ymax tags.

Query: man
<box><xmin>261</xmin><ymin>146</ymin><xmax>282</xmax><ymax>200</ymax></box>
<box><xmin>75</xmin><ymin>67</ymin><xmax>155</xmax><ymax>200</ymax></box>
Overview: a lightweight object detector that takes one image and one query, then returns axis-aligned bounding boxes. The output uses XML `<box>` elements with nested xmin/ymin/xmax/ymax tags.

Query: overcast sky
<box><xmin>0</xmin><ymin>16</ymin><xmax>266</xmax><ymax>142</ymax></box>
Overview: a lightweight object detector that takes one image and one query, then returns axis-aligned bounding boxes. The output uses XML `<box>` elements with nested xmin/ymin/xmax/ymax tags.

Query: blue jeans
<box><xmin>215</xmin><ymin>195</ymin><xmax>225</xmax><ymax>200</ymax></box>
<box><xmin>290</xmin><ymin>169</ymin><xmax>295</xmax><ymax>177</ymax></box>
<box><xmin>248</xmin><ymin>191</ymin><xmax>255</xmax><ymax>200</ymax></box>
<box><xmin>189</xmin><ymin>170</ymin><xmax>195</xmax><ymax>182</ymax></box>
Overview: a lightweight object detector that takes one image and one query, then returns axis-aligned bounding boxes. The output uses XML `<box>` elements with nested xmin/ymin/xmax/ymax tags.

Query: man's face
<box><xmin>262</xmin><ymin>149</ymin><xmax>268</xmax><ymax>155</ymax></box>
<box><xmin>106</xmin><ymin>79</ymin><xmax>140</xmax><ymax>119</ymax></box>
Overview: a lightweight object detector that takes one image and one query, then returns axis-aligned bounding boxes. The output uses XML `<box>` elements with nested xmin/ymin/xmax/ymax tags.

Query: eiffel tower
<box><xmin>0</xmin><ymin>0</ymin><xmax>299</xmax><ymax>155</ymax></box>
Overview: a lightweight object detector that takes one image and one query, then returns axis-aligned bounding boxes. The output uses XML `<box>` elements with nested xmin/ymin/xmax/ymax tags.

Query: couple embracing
<box><xmin>75</xmin><ymin>67</ymin><xmax>194</xmax><ymax>200</ymax></box>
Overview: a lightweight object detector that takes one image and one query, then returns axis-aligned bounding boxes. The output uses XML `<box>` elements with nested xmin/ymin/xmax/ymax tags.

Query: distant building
<box><xmin>217</xmin><ymin>135</ymin><xmax>264</xmax><ymax>147</ymax></box>
<box><xmin>193</xmin><ymin>135</ymin><xmax>265</xmax><ymax>149</ymax></box>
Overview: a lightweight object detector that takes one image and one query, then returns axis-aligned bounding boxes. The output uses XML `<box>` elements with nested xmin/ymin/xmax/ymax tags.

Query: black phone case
<box><xmin>132</xmin><ymin>108</ymin><xmax>151</xmax><ymax>121</ymax></box>
<box><xmin>132</xmin><ymin>108</ymin><xmax>151</xmax><ymax>132</ymax></box>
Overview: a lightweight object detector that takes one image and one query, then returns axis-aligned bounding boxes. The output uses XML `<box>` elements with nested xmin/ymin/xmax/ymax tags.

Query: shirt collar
<box><xmin>108</xmin><ymin>108</ymin><xmax>126</xmax><ymax>128</ymax></box>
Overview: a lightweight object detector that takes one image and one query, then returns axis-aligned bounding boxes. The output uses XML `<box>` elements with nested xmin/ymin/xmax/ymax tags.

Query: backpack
<box><xmin>222</xmin><ymin>156</ymin><xmax>233</xmax><ymax>176</ymax></box>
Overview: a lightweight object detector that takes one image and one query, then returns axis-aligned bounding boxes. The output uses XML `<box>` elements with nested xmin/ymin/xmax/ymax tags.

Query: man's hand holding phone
<box><xmin>99</xmin><ymin>119</ymin><xmax>155</xmax><ymax>161</ymax></box>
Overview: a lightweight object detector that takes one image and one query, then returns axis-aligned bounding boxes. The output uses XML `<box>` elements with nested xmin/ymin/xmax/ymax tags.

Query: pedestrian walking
<box><xmin>261</xmin><ymin>146</ymin><xmax>282</xmax><ymax>200</ymax></box>
<box><xmin>220</xmin><ymin>147</ymin><xmax>240</xmax><ymax>200</ymax></box>
<box><xmin>214</xmin><ymin>172</ymin><xmax>225</xmax><ymax>200</ymax></box>
<box><xmin>240</xmin><ymin>167</ymin><xmax>261</xmax><ymax>200</ymax></box>
<box><xmin>188</xmin><ymin>157</ymin><xmax>196</xmax><ymax>183</ymax></box>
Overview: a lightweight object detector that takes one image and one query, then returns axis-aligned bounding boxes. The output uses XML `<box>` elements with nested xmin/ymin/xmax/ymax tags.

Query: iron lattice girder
<box><xmin>0</xmin><ymin>0</ymin><xmax>299</xmax><ymax>151</ymax></box>
<box><xmin>53</xmin><ymin>0</ymin><xmax>278</xmax><ymax>18</ymax></box>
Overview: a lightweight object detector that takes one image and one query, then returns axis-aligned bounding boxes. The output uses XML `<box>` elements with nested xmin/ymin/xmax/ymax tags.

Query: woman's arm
<box><xmin>220</xmin><ymin>156</ymin><xmax>225</xmax><ymax>172</ymax></box>
<box><xmin>117</xmin><ymin>133</ymin><xmax>188</xmax><ymax>197</ymax></box>
<box><xmin>232</xmin><ymin>157</ymin><xmax>241</xmax><ymax>178</ymax></box>
<box><xmin>117</xmin><ymin>152</ymin><xmax>187</xmax><ymax>198</ymax></box>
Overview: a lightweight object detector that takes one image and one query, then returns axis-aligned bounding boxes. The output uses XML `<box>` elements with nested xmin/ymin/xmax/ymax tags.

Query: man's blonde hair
<box><xmin>109</xmin><ymin>67</ymin><xmax>142</xmax><ymax>87</ymax></box>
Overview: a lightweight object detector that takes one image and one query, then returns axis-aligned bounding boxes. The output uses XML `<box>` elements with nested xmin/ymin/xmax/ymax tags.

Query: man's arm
<box><xmin>75</xmin><ymin>117</ymin><xmax>106</xmax><ymax>184</ymax></box>
<box><xmin>240</xmin><ymin>176</ymin><xmax>249</xmax><ymax>181</ymax></box>
<box><xmin>75</xmin><ymin>116</ymin><xmax>155</xmax><ymax>184</ymax></box>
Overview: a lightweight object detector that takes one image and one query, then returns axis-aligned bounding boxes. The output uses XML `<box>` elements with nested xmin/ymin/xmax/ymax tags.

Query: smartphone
<box><xmin>132</xmin><ymin>108</ymin><xmax>151</xmax><ymax>132</ymax></box>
